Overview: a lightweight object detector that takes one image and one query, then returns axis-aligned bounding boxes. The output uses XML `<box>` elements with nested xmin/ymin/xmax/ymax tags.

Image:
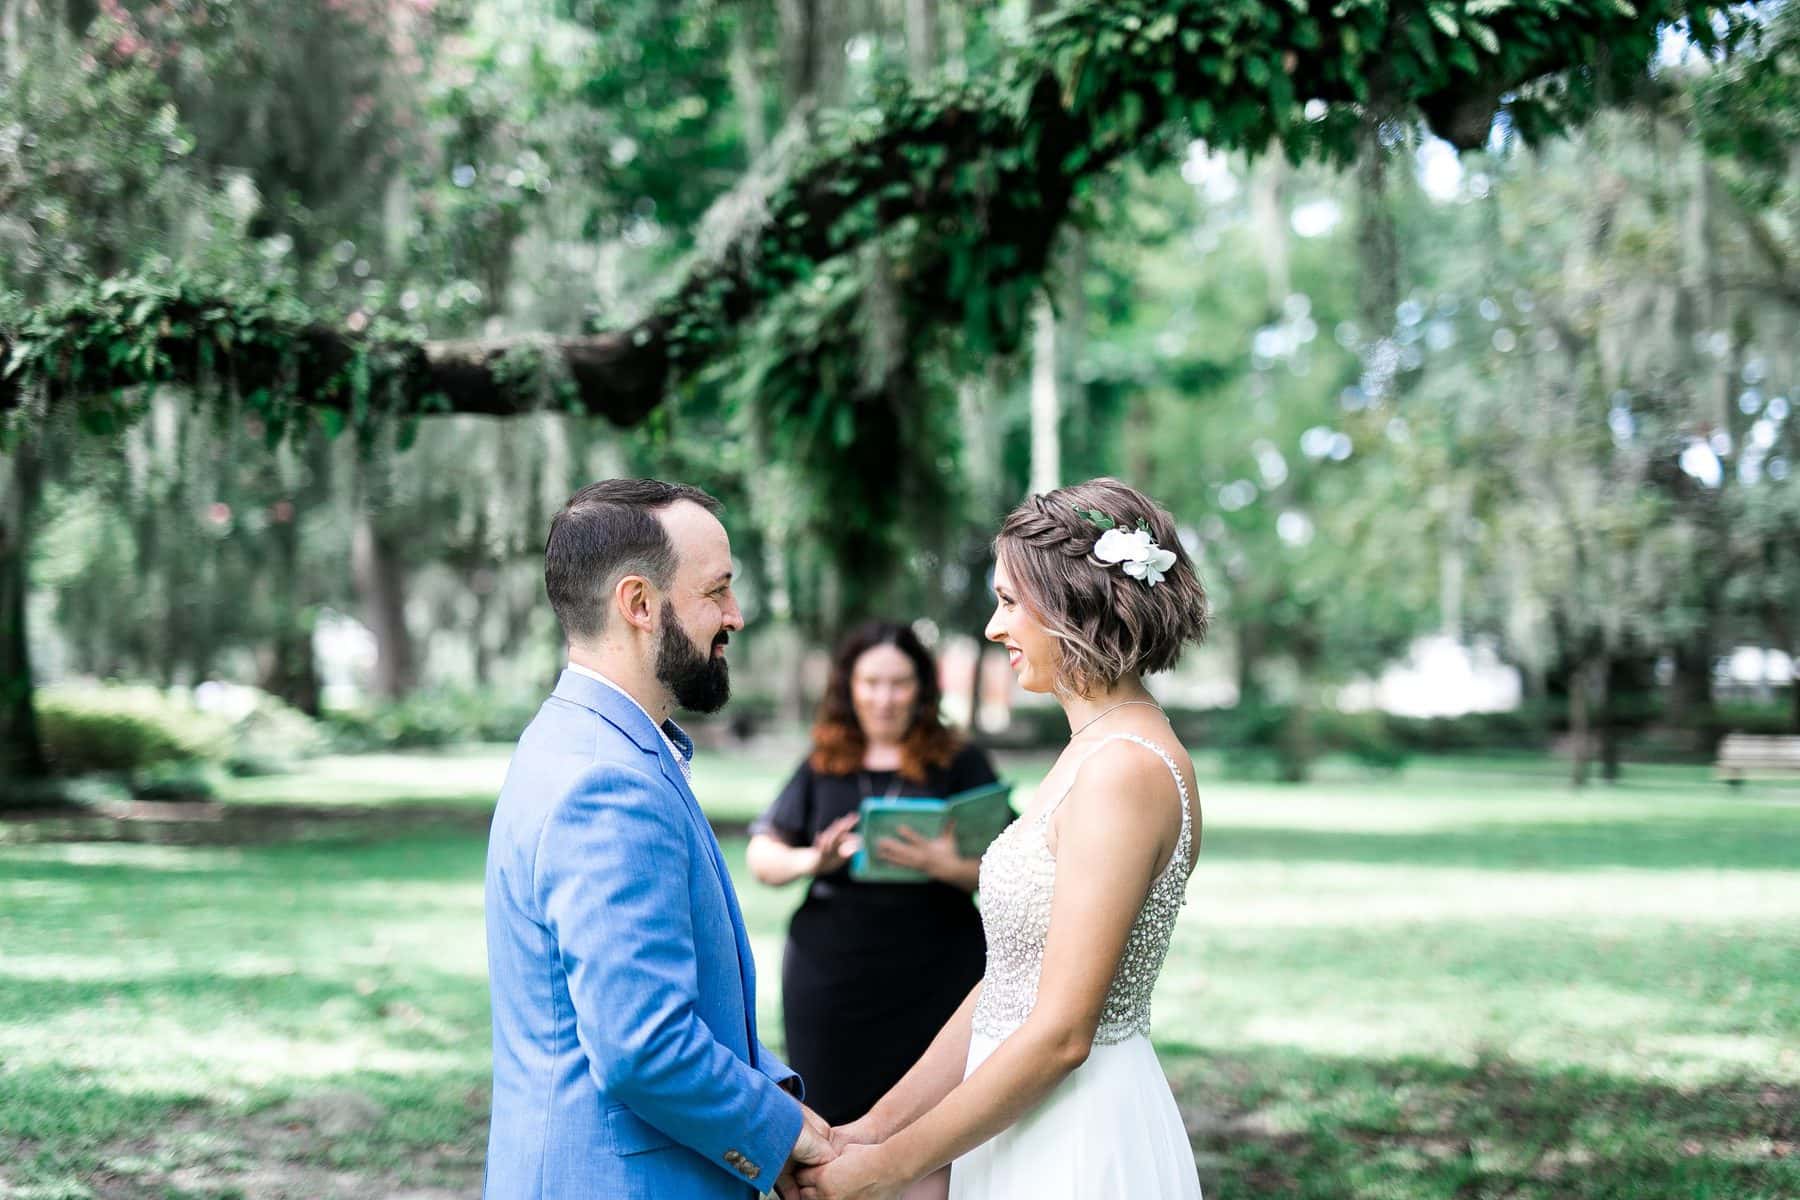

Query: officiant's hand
<box><xmin>793</xmin><ymin>1143</ymin><xmax>902</xmax><ymax>1200</ymax></box>
<box><xmin>875</xmin><ymin>820</ymin><xmax>960</xmax><ymax>880</ymax></box>
<box><xmin>810</xmin><ymin>813</ymin><xmax>863</xmax><ymax>876</ymax></box>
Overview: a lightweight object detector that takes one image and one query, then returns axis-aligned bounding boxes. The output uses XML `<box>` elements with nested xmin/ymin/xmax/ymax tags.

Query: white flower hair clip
<box><xmin>1073</xmin><ymin>506</ymin><xmax>1178</xmax><ymax>587</ymax></box>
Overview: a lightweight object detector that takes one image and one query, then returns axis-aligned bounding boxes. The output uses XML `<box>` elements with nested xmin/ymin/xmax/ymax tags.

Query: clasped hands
<box><xmin>774</xmin><ymin>1110</ymin><xmax>903</xmax><ymax>1200</ymax></box>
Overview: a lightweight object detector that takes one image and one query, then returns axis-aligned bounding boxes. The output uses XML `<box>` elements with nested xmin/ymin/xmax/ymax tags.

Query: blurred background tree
<box><xmin>1</xmin><ymin>0</ymin><xmax>1795</xmax><ymax>795</ymax></box>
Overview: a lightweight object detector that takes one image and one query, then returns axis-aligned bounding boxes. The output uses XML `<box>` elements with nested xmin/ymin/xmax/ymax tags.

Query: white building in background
<box><xmin>1336</xmin><ymin>635</ymin><xmax>1522</xmax><ymax>717</ymax></box>
<box><xmin>313</xmin><ymin>608</ymin><xmax>379</xmax><ymax>710</ymax></box>
<box><xmin>1718</xmin><ymin>645</ymin><xmax>1796</xmax><ymax>701</ymax></box>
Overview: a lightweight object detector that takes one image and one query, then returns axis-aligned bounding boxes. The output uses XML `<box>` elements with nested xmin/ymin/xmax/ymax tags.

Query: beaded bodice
<box><xmin>970</xmin><ymin>734</ymin><xmax>1195</xmax><ymax>1044</ymax></box>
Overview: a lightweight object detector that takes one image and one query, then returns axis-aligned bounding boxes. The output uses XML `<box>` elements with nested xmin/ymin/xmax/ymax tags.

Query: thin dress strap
<box><xmin>1040</xmin><ymin>733</ymin><xmax>1194</xmax><ymax>873</ymax></box>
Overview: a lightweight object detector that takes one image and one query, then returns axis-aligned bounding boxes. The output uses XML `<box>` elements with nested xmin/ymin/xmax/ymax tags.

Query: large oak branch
<box><xmin>0</xmin><ymin>0</ymin><xmax>1756</xmax><ymax>426</ymax></box>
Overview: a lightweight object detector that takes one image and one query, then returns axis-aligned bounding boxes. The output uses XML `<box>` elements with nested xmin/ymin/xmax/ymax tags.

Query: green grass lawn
<box><xmin>1</xmin><ymin>749</ymin><xmax>1795</xmax><ymax>1198</ymax></box>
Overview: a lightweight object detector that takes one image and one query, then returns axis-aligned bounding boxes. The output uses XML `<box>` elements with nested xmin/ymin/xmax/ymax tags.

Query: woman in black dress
<box><xmin>747</xmin><ymin>620</ymin><xmax>999</xmax><ymax>1200</ymax></box>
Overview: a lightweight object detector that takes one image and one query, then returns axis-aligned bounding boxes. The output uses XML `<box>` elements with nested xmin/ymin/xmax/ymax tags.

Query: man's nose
<box><xmin>721</xmin><ymin>597</ymin><xmax>745</xmax><ymax>632</ymax></box>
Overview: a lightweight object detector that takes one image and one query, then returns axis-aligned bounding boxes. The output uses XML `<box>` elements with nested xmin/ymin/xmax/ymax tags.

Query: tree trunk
<box><xmin>1666</xmin><ymin>628</ymin><xmax>1717</xmax><ymax>750</ymax></box>
<box><xmin>1791</xmin><ymin>659</ymin><xmax>1799</xmax><ymax>734</ymax></box>
<box><xmin>1059</xmin><ymin>234</ymin><xmax>1089</xmax><ymax>466</ymax></box>
<box><xmin>260</xmin><ymin>617</ymin><xmax>321</xmax><ymax>716</ymax></box>
<box><xmin>1568</xmin><ymin>658</ymin><xmax>1596</xmax><ymax>788</ymax></box>
<box><xmin>1278</xmin><ymin>702</ymin><xmax>1312</xmax><ymax>783</ymax></box>
<box><xmin>1028</xmin><ymin>294</ymin><xmax>1060</xmax><ymax>495</ymax></box>
<box><xmin>1250</xmin><ymin>155</ymin><xmax>1292</xmax><ymax>314</ymax></box>
<box><xmin>904</xmin><ymin>0</ymin><xmax>937</xmax><ymax>80</ymax></box>
<box><xmin>1774</xmin><ymin>616</ymin><xmax>1800</xmax><ymax>735</ymax></box>
<box><xmin>352</xmin><ymin>506</ymin><xmax>418</xmax><ymax>701</ymax></box>
<box><xmin>1354</xmin><ymin>118</ymin><xmax>1400</xmax><ymax>334</ymax></box>
<box><xmin>0</xmin><ymin>436</ymin><xmax>47</xmax><ymax>786</ymax></box>
<box><xmin>468</xmin><ymin>563</ymin><xmax>495</xmax><ymax>686</ymax></box>
<box><xmin>259</xmin><ymin>509</ymin><xmax>321</xmax><ymax>716</ymax></box>
<box><xmin>779</xmin><ymin>0</ymin><xmax>848</xmax><ymax>111</ymax></box>
<box><xmin>1597</xmin><ymin>657</ymin><xmax>1621</xmax><ymax>783</ymax></box>
<box><xmin>1235</xmin><ymin>619</ymin><xmax>1264</xmax><ymax>708</ymax></box>
<box><xmin>728</xmin><ymin>14</ymin><xmax>769</xmax><ymax>157</ymax></box>
<box><xmin>1</xmin><ymin>0</ymin><xmax>25</xmax><ymax>77</ymax></box>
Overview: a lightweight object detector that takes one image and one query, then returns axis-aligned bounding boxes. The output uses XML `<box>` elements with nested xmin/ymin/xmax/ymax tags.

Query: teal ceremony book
<box><xmin>849</xmin><ymin>780</ymin><xmax>1016</xmax><ymax>884</ymax></box>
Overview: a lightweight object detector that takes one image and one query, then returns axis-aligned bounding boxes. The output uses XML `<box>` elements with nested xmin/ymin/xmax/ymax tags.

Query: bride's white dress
<box><xmin>948</xmin><ymin>733</ymin><xmax>1203</xmax><ymax>1199</ymax></box>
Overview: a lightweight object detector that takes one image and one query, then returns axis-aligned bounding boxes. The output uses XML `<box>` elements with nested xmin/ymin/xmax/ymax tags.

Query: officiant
<box><xmin>746</xmin><ymin>621</ymin><xmax>1001</xmax><ymax>1162</ymax></box>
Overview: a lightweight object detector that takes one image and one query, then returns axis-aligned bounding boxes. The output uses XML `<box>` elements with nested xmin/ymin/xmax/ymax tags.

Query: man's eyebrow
<box><xmin>705</xmin><ymin>571</ymin><xmax>735</xmax><ymax>589</ymax></box>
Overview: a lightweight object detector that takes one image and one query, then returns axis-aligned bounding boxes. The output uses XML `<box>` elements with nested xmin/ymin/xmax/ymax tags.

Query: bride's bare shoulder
<box><xmin>1062</xmin><ymin>735</ymin><xmax>1192</xmax><ymax>826</ymax></box>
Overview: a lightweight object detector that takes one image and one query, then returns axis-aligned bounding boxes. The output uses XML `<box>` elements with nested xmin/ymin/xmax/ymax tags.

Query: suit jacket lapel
<box><xmin>550</xmin><ymin>671</ymin><xmax>764</xmax><ymax>1058</ymax></box>
<box><xmin>655</xmin><ymin>739</ymin><xmax>765</xmax><ymax>1063</ymax></box>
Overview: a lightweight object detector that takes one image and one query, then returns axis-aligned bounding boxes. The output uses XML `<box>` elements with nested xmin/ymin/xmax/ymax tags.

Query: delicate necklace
<box><xmin>1069</xmin><ymin>698</ymin><xmax>1165</xmax><ymax>739</ymax></box>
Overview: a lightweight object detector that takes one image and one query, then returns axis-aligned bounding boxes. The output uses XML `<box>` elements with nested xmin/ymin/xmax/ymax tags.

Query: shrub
<box><xmin>1385</xmin><ymin>707</ymin><xmax>1552</xmax><ymax>753</ymax></box>
<box><xmin>224</xmin><ymin>691</ymin><xmax>329</xmax><ymax>774</ymax></box>
<box><xmin>322</xmin><ymin>688</ymin><xmax>543</xmax><ymax>751</ymax></box>
<box><xmin>37</xmin><ymin>684</ymin><xmax>232</xmax><ymax>774</ymax></box>
<box><xmin>130</xmin><ymin>761</ymin><xmax>222</xmax><ymax>801</ymax></box>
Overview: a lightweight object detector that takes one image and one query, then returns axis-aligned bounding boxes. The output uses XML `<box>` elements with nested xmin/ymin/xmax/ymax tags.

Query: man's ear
<box><xmin>613</xmin><ymin>574</ymin><xmax>659</xmax><ymax>634</ymax></box>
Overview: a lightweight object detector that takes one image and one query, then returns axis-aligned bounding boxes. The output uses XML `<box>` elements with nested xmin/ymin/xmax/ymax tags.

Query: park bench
<box><xmin>1715</xmin><ymin>733</ymin><xmax>1800</xmax><ymax>784</ymax></box>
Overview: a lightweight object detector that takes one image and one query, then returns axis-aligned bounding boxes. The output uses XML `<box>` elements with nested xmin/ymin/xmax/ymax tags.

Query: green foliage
<box><xmin>9</xmin><ymin>0</ymin><xmax>1761</xmax><ymax>432</ymax></box>
<box><xmin>1690</xmin><ymin>4</ymin><xmax>1800</xmax><ymax>204</ymax></box>
<box><xmin>128</xmin><ymin>759</ymin><xmax>224</xmax><ymax>802</ymax></box>
<box><xmin>36</xmin><ymin>684</ymin><xmax>232</xmax><ymax>774</ymax></box>
<box><xmin>225</xmin><ymin>693</ymin><xmax>332</xmax><ymax>776</ymax></box>
<box><xmin>322</xmin><ymin>688</ymin><xmax>542</xmax><ymax>750</ymax></box>
<box><xmin>1202</xmin><ymin>702</ymin><xmax>1411</xmax><ymax>779</ymax></box>
<box><xmin>0</xmin><ymin>274</ymin><xmax>448</xmax><ymax>446</ymax></box>
<box><xmin>0</xmin><ymin>0</ymin><xmax>1768</xmax><ymax>659</ymax></box>
<box><xmin>30</xmin><ymin>682</ymin><xmax>325</xmax><ymax>782</ymax></box>
<box><xmin>1386</xmin><ymin>708</ymin><xmax>1552</xmax><ymax>752</ymax></box>
<box><xmin>0</xmin><ymin>16</ymin><xmax>206</xmax><ymax>302</ymax></box>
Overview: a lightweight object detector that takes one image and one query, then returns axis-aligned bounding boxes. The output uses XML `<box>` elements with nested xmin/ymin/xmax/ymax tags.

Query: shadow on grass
<box><xmin>1163</xmin><ymin>1042</ymin><xmax>1799</xmax><ymax>1200</ymax></box>
<box><xmin>0</xmin><ymin>802</ymin><xmax>494</xmax><ymax>848</ymax></box>
<box><xmin>0</xmin><ymin>1062</ymin><xmax>489</xmax><ymax>1198</ymax></box>
<box><xmin>6</xmin><ymin>1041</ymin><xmax>1793</xmax><ymax>1200</ymax></box>
<box><xmin>0</xmin><ymin>825</ymin><xmax>488</xmax><ymax>888</ymax></box>
<box><xmin>0</xmin><ymin>961</ymin><xmax>488</xmax><ymax>1046</ymax></box>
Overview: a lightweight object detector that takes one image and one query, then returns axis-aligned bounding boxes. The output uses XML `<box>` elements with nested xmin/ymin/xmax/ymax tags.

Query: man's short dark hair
<box><xmin>545</xmin><ymin>478</ymin><xmax>722</xmax><ymax>643</ymax></box>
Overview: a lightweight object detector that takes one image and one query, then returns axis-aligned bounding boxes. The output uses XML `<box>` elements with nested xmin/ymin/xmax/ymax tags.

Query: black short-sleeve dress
<box><xmin>753</xmin><ymin>743</ymin><xmax>1000</xmax><ymax>1125</ymax></box>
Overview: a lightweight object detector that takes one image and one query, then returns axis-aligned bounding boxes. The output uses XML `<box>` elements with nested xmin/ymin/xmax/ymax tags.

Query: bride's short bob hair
<box><xmin>995</xmin><ymin>478</ymin><xmax>1209</xmax><ymax>697</ymax></box>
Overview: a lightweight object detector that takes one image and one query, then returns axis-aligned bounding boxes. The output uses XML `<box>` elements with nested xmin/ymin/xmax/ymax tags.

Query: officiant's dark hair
<box><xmin>546</xmin><ymin>478</ymin><xmax>722</xmax><ymax>642</ymax></box>
<box><xmin>996</xmin><ymin>478</ymin><xmax>1209</xmax><ymax>697</ymax></box>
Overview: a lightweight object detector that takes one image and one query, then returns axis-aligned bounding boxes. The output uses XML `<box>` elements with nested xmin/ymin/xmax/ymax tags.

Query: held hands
<box><xmin>874</xmin><ymin>819</ymin><xmax>960</xmax><ymax>881</ymax></box>
<box><xmin>811</xmin><ymin>813</ymin><xmax>863</xmax><ymax>876</ymax></box>
<box><xmin>774</xmin><ymin>1104</ymin><xmax>837</xmax><ymax>1200</ymax></box>
<box><xmin>829</xmin><ymin>1115</ymin><xmax>883</xmax><ymax>1156</ymax></box>
<box><xmin>793</xmin><ymin>1143</ymin><xmax>905</xmax><ymax>1200</ymax></box>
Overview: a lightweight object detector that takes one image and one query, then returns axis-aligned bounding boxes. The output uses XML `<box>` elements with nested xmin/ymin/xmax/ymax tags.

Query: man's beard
<box><xmin>655</xmin><ymin>601</ymin><xmax>731</xmax><ymax>714</ymax></box>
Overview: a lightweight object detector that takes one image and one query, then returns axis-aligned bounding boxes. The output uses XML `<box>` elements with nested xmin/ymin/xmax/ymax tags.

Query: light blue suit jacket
<box><xmin>484</xmin><ymin>670</ymin><xmax>803</xmax><ymax>1199</ymax></box>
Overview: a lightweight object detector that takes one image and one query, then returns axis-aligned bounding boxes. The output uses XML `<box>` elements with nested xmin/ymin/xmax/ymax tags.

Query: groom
<box><xmin>484</xmin><ymin>478</ymin><xmax>834</xmax><ymax>1199</ymax></box>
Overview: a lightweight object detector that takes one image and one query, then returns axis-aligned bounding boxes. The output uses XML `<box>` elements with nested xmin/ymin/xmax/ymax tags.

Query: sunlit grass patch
<box><xmin>0</xmin><ymin>751</ymin><xmax>1794</xmax><ymax>1197</ymax></box>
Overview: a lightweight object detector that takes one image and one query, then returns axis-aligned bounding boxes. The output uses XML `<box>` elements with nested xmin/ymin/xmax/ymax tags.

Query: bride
<box><xmin>794</xmin><ymin>478</ymin><xmax>1209</xmax><ymax>1200</ymax></box>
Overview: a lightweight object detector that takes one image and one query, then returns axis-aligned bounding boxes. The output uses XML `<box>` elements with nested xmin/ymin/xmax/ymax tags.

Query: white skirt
<box><xmin>948</xmin><ymin>1031</ymin><xmax>1203</xmax><ymax>1199</ymax></box>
